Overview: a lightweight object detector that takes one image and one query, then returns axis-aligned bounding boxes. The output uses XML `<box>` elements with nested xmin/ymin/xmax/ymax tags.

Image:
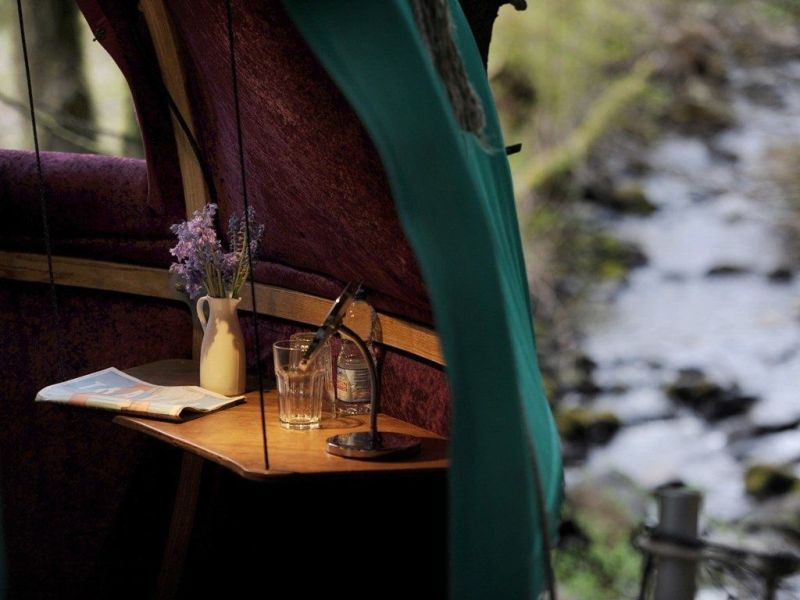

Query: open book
<box><xmin>36</xmin><ymin>367</ymin><xmax>244</xmax><ymax>420</ymax></box>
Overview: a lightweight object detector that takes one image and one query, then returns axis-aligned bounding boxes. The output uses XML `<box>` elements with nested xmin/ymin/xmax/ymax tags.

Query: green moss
<box><xmin>556</xmin><ymin>408</ymin><xmax>621</xmax><ymax>443</ymax></box>
<box><xmin>555</xmin><ymin>513</ymin><xmax>642</xmax><ymax>599</ymax></box>
<box><xmin>613</xmin><ymin>184</ymin><xmax>658</xmax><ymax>215</ymax></box>
<box><xmin>745</xmin><ymin>465</ymin><xmax>800</xmax><ymax>499</ymax></box>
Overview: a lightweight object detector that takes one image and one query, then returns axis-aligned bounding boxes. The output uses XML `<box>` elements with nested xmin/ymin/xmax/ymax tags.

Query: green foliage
<box><xmin>490</xmin><ymin>0</ymin><xmax>663</xmax><ymax>188</ymax></box>
<box><xmin>555</xmin><ymin>514</ymin><xmax>643</xmax><ymax>599</ymax></box>
<box><xmin>491</xmin><ymin>0</ymin><xmax>650</xmax><ymax>138</ymax></box>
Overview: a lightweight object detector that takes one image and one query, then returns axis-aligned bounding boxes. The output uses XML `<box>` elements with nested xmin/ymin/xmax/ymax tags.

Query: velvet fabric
<box><xmin>0</xmin><ymin>282</ymin><xmax>193</xmax><ymax>599</ymax></box>
<box><xmin>0</xmin><ymin>149</ymin><xmax>180</xmax><ymax>267</ymax></box>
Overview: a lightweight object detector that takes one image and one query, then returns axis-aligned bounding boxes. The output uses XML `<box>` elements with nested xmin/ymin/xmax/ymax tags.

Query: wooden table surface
<box><xmin>117</xmin><ymin>359</ymin><xmax>448</xmax><ymax>480</ymax></box>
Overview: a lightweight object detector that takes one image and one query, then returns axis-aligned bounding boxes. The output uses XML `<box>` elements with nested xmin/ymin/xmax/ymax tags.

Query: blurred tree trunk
<box><xmin>122</xmin><ymin>100</ymin><xmax>144</xmax><ymax>158</ymax></box>
<box><xmin>14</xmin><ymin>0</ymin><xmax>96</xmax><ymax>153</ymax></box>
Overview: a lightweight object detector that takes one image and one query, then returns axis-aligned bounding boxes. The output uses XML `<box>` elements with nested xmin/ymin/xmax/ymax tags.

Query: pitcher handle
<box><xmin>196</xmin><ymin>295</ymin><xmax>210</xmax><ymax>331</ymax></box>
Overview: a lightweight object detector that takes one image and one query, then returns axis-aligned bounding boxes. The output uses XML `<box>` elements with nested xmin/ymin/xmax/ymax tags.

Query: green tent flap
<box><xmin>281</xmin><ymin>1</ymin><xmax>563</xmax><ymax>597</ymax></box>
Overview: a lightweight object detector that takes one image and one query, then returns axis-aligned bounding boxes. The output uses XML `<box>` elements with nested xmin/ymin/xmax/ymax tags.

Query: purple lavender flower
<box><xmin>169</xmin><ymin>203</ymin><xmax>264</xmax><ymax>299</ymax></box>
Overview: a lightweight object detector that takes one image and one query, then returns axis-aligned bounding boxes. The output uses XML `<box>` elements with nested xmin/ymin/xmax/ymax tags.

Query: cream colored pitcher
<box><xmin>196</xmin><ymin>295</ymin><xmax>246</xmax><ymax>396</ymax></box>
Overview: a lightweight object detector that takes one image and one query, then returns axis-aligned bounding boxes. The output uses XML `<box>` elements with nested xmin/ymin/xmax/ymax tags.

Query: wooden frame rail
<box><xmin>0</xmin><ymin>251</ymin><xmax>444</xmax><ymax>365</ymax></box>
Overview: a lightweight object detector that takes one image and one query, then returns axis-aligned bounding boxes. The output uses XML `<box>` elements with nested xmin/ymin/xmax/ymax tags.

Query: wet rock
<box><xmin>557</xmin><ymin>408</ymin><xmax>621</xmax><ymax>445</ymax></box>
<box><xmin>665</xmin><ymin>369</ymin><xmax>756</xmax><ymax>421</ymax></box>
<box><xmin>742</xmin><ymin>81</ymin><xmax>785</xmax><ymax>109</ymax></box>
<box><xmin>582</xmin><ymin>182</ymin><xmax>658</xmax><ymax>216</ymax></box>
<box><xmin>660</xmin><ymin>24</ymin><xmax>727</xmax><ymax>84</ymax></box>
<box><xmin>573</xmin><ymin>380</ymin><xmax>603</xmax><ymax>397</ymax></box>
<box><xmin>689</xmin><ymin>189</ymin><xmax>718</xmax><ymax>203</ymax></box>
<box><xmin>595</xmin><ymin>236</ymin><xmax>648</xmax><ymax>281</ymax></box>
<box><xmin>666</xmin><ymin>368</ymin><xmax>721</xmax><ymax>401</ymax></box>
<box><xmin>709</xmin><ymin>145</ymin><xmax>739</xmax><ymax>164</ymax></box>
<box><xmin>662</xmin><ymin>271</ymin><xmax>687</xmax><ymax>282</ymax></box>
<box><xmin>667</xmin><ymin>79</ymin><xmax>736</xmax><ymax>136</ymax></box>
<box><xmin>572</xmin><ymin>353</ymin><xmax>602</xmax><ymax>395</ymax></box>
<box><xmin>768</xmin><ymin>267</ymin><xmax>794</xmax><ymax>284</ymax></box>
<box><xmin>574</xmin><ymin>353</ymin><xmax>598</xmax><ymax>375</ymax></box>
<box><xmin>728</xmin><ymin>418</ymin><xmax>800</xmax><ymax>444</ymax></box>
<box><xmin>555</xmin><ymin>353</ymin><xmax>603</xmax><ymax>399</ymax></box>
<box><xmin>700</xmin><ymin>391</ymin><xmax>756</xmax><ymax>421</ymax></box>
<box><xmin>741</xmin><ymin>493</ymin><xmax>800</xmax><ymax>544</ymax></box>
<box><xmin>706</xmin><ymin>264</ymin><xmax>751</xmax><ymax>277</ymax></box>
<box><xmin>745</xmin><ymin>465</ymin><xmax>799</xmax><ymax>500</ymax></box>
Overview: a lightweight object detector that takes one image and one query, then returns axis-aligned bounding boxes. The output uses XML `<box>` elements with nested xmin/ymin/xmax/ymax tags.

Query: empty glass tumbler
<box><xmin>273</xmin><ymin>339</ymin><xmax>324</xmax><ymax>430</ymax></box>
<box><xmin>289</xmin><ymin>331</ymin><xmax>336</xmax><ymax>418</ymax></box>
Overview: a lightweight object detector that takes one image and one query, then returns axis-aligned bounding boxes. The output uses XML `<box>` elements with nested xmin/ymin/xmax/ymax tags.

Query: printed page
<box><xmin>36</xmin><ymin>367</ymin><xmax>244</xmax><ymax>418</ymax></box>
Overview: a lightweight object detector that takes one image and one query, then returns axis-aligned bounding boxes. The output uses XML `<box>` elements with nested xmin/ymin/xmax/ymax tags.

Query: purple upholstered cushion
<box><xmin>0</xmin><ymin>149</ymin><xmax>183</xmax><ymax>267</ymax></box>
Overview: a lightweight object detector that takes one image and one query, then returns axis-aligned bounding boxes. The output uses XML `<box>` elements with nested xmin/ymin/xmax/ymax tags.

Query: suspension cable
<box><xmin>224</xmin><ymin>0</ymin><xmax>269</xmax><ymax>470</ymax></box>
<box><xmin>15</xmin><ymin>0</ymin><xmax>66</xmax><ymax>382</ymax></box>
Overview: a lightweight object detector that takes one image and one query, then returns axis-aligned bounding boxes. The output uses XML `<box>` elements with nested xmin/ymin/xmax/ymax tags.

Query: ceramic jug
<box><xmin>196</xmin><ymin>295</ymin><xmax>246</xmax><ymax>396</ymax></box>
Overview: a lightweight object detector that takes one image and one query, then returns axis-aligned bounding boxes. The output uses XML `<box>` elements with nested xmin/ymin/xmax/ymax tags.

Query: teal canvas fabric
<box><xmin>281</xmin><ymin>1</ymin><xmax>563</xmax><ymax>597</ymax></box>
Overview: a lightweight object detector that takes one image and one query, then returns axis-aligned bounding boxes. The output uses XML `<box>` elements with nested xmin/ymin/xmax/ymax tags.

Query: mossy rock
<box><xmin>614</xmin><ymin>184</ymin><xmax>658</xmax><ymax>216</ymax></box>
<box><xmin>667</xmin><ymin>79</ymin><xmax>736</xmax><ymax>135</ymax></box>
<box><xmin>557</xmin><ymin>408</ymin><xmax>621</xmax><ymax>445</ymax></box>
<box><xmin>665</xmin><ymin>369</ymin><xmax>725</xmax><ymax>404</ymax></box>
<box><xmin>665</xmin><ymin>369</ymin><xmax>755</xmax><ymax>420</ymax></box>
<box><xmin>583</xmin><ymin>182</ymin><xmax>657</xmax><ymax>216</ymax></box>
<box><xmin>768</xmin><ymin>267</ymin><xmax>794</xmax><ymax>283</ymax></box>
<box><xmin>745</xmin><ymin>465</ymin><xmax>800</xmax><ymax>500</ymax></box>
<box><xmin>595</xmin><ymin>235</ymin><xmax>648</xmax><ymax>281</ymax></box>
<box><xmin>706</xmin><ymin>264</ymin><xmax>751</xmax><ymax>277</ymax></box>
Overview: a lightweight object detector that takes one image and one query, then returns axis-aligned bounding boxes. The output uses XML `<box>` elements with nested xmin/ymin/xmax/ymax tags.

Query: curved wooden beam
<box><xmin>0</xmin><ymin>251</ymin><xmax>444</xmax><ymax>366</ymax></box>
<box><xmin>138</xmin><ymin>0</ymin><xmax>209</xmax><ymax>216</ymax></box>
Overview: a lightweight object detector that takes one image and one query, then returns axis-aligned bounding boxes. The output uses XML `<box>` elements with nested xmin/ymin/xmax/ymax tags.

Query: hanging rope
<box><xmin>15</xmin><ymin>0</ymin><xmax>66</xmax><ymax>382</ymax></box>
<box><xmin>224</xmin><ymin>0</ymin><xmax>269</xmax><ymax>470</ymax></box>
<box><xmin>410</xmin><ymin>0</ymin><xmax>486</xmax><ymax>135</ymax></box>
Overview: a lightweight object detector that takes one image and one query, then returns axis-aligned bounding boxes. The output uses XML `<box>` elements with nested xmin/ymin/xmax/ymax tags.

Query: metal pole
<box><xmin>653</xmin><ymin>487</ymin><xmax>702</xmax><ymax>600</ymax></box>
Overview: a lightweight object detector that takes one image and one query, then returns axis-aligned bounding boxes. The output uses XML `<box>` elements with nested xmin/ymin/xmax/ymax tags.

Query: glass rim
<box><xmin>273</xmin><ymin>339</ymin><xmax>302</xmax><ymax>350</ymax></box>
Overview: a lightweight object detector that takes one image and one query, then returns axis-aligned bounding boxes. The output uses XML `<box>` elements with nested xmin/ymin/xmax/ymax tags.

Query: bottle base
<box><xmin>337</xmin><ymin>402</ymin><xmax>371</xmax><ymax>416</ymax></box>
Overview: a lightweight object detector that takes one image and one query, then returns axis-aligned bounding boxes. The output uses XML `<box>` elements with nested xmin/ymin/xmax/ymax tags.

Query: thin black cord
<box><xmin>16</xmin><ymin>0</ymin><xmax>66</xmax><ymax>382</ymax></box>
<box><xmin>224</xmin><ymin>0</ymin><xmax>268</xmax><ymax>471</ymax></box>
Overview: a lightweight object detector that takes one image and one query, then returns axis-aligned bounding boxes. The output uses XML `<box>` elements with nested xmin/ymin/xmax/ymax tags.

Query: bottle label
<box><xmin>336</xmin><ymin>367</ymin><xmax>371</xmax><ymax>403</ymax></box>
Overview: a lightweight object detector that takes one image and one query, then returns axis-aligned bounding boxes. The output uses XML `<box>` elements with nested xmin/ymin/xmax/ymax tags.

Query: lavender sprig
<box><xmin>169</xmin><ymin>203</ymin><xmax>263</xmax><ymax>299</ymax></box>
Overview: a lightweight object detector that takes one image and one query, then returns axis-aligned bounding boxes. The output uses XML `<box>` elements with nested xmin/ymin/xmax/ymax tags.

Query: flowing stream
<box><xmin>568</xmin><ymin>59</ymin><xmax>800</xmax><ymax>524</ymax></box>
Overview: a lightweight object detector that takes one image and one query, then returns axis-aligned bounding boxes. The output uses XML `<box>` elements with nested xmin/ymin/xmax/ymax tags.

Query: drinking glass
<box><xmin>289</xmin><ymin>331</ymin><xmax>336</xmax><ymax>418</ymax></box>
<box><xmin>273</xmin><ymin>340</ymin><xmax>324</xmax><ymax>430</ymax></box>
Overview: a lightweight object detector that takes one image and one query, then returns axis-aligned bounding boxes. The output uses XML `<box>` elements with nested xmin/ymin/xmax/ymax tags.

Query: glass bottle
<box><xmin>336</xmin><ymin>338</ymin><xmax>372</xmax><ymax>415</ymax></box>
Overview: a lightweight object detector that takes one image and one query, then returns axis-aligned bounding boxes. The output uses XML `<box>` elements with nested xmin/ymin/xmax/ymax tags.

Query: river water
<box><xmin>568</xmin><ymin>59</ymin><xmax>800</xmax><ymax>525</ymax></box>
